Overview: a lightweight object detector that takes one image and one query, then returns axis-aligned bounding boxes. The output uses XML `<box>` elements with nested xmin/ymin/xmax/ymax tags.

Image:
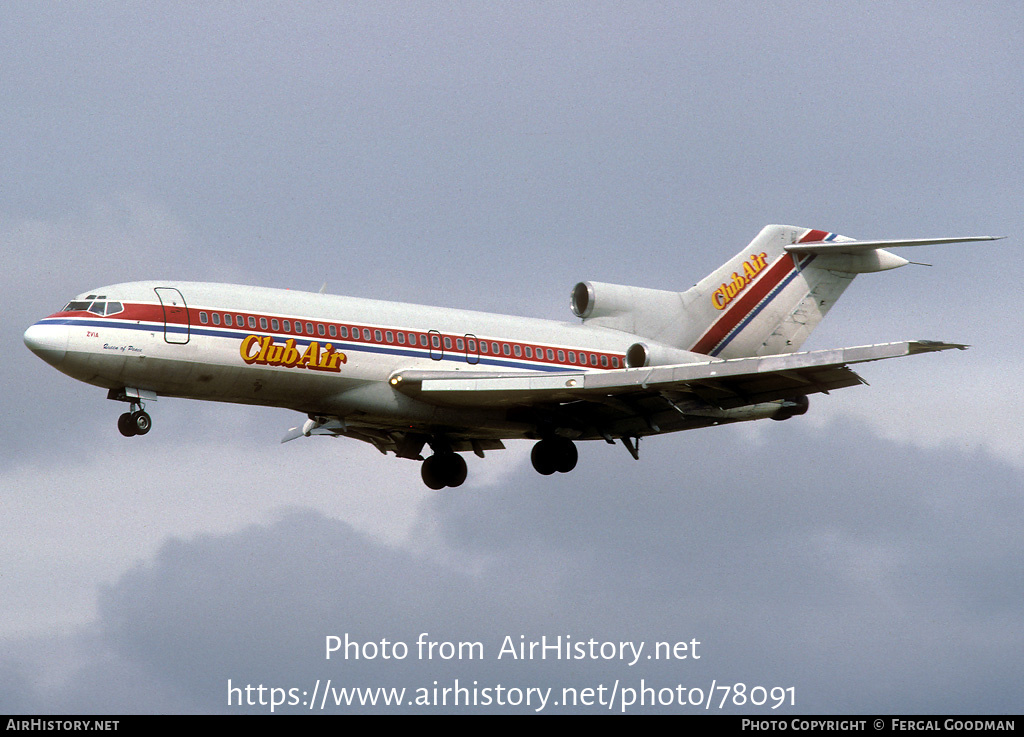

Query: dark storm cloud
<box><xmin>4</xmin><ymin>417</ymin><xmax>1018</xmax><ymax>713</ymax></box>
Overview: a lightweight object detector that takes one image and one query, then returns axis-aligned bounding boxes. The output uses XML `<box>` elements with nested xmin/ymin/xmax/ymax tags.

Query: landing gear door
<box><xmin>154</xmin><ymin>287</ymin><xmax>190</xmax><ymax>344</ymax></box>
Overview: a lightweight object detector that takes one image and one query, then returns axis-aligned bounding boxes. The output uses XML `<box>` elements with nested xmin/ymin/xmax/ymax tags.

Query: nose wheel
<box><xmin>117</xmin><ymin>408</ymin><xmax>152</xmax><ymax>437</ymax></box>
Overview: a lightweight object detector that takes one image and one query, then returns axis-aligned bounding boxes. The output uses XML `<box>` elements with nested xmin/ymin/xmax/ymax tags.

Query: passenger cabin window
<box><xmin>397</xmin><ymin>332</ymin><xmax>405</xmax><ymax>344</ymax></box>
<box><xmin>212</xmin><ymin>313</ymin><xmax>221</xmax><ymax>326</ymax></box>
<box><xmin>339</xmin><ymin>326</ymin><xmax>347</xmax><ymax>338</ymax></box>
<box><xmin>318</xmin><ymin>324</ymin><xmax>326</xmax><ymax>337</ymax></box>
<box><xmin>502</xmin><ymin>344</ymin><xmax>511</xmax><ymax>356</ymax></box>
<box><xmin>272</xmin><ymin>319</ymin><xmax>280</xmax><ymax>331</ymax></box>
<box><xmin>200</xmin><ymin>312</ymin><xmax>208</xmax><ymax>324</ymax></box>
<box><xmin>375</xmin><ymin>329</ymin><xmax>383</xmax><ymax>342</ymax></box>
<box><xmin>248</xmin><ymin>316</ymin><xmax>257</xmax><ymax>329</ymax></box>
<box><xmin>386</xmin><ymin>331</ymin><xmax>393</xmax><ymax>343</ymax></box>
<box><xmin>224</xmin><ymin>314</ymin><xmax>233</xmax><ymax>326</ymax></box>
<box><xmin>329</xmin><ymin>325</ymin><xmax>337</xmax><ymax>337</ymax></box>
<box><xmin>260</xmin><ymin>317</ymin><xmax>268</xmax><ymax>330</ymax></box>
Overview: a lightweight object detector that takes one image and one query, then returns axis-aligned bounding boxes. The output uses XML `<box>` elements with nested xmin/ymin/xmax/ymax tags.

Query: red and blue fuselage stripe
<box><xmin>38</xmin><ymin>306</ymin><xmax>623</xmax><ymax>373</ymax></box>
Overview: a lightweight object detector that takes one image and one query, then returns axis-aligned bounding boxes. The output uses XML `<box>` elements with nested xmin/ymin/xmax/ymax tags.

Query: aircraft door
<box><xmin>464</xmin><ymin>333</ymin><xmax>480</xmax><ymax>365</ymax></box>
<box><xmin>154</xmin><ymin>287</ymin><xmax>190</xmax><ymax>344</ymax></box>
<box><xmin>428</xmin><ymin>330</ymin><xmax>443</xmax><ymax>360</ymax></box>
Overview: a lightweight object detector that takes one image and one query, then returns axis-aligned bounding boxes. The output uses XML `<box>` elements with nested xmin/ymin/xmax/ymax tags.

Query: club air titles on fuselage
<box><xmin>239</xmin><ymin>334</ymin><xmax>347</xmax><ymax>372</ymax></box>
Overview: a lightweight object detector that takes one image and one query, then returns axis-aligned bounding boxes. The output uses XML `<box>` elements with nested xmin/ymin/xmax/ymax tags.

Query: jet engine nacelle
<box><xmin>625</xmin><ymin>341</ymin><xmax>706</xmax><ymax>368</ymax></box>
<box><xmin>571</xmin><ymin>281</ymin><xmax>682</xmax><ymax>320</ymax></box>
<box><xmin>570</xmin><ymin>280</ymin><xmax>687</xmax><ymax>340</ymax></box>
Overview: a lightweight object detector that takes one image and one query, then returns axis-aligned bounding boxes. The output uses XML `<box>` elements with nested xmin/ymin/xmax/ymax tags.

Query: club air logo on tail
<box><xmin>711</xmin><ymin>252</ymin><xmax>769</xmax><ymax>310</ymax></box>
<box><xmin>240</xmin><ymin>335</ymin><xmax>347</xmax><ymax>372</ymax></box>
<box><xmin>689</xmin><ymin>228</ymin><xmax>843</xmax><ymax>357</ymax></box>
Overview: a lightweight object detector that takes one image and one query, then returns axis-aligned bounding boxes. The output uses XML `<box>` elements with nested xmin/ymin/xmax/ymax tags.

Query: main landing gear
<box><xmin>117</xmin><ymin>408</ymin><xmax>152</xmax><ymax>437</ymax></box>
<box><xmin>421</xmin><ymin>452</ymin><xmax>468</xmax><ymax>490</ymax></box>
<box><xmin>418</xmin><ymin>437</ymin><xmax>579</xmax><ymax>490</ymax></box>
<box><xmin>530</xmin><ymin>438</ymin><xmax>578</xmax><ymax>476</ymax></box>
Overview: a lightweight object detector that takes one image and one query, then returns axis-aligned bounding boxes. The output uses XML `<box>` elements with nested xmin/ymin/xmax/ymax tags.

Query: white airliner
<box><xmin>24</xmin><ymin>225</ymin><xmax>998</xmax><ymax>488</ymax></box>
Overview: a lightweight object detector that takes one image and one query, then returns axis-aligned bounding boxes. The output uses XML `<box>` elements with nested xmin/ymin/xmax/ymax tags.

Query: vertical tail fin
<box><xmin>573</xmin><ymin>226</ymin><xmax>998</xmax><ymax>361</ymax></box>
<box><xmin>683</xmin><ymin>225</ymin><xmax>861</xmax><ymax>357</ymax></box>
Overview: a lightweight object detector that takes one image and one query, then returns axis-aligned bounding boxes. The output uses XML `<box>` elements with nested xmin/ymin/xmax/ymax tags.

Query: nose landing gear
<box><xmin>117</xmin><ymin>408</ymin><xmax>152</xmax><ymax>437</ymax></box>
<box><xmin>108</xmin><ymin>388</ymin><xmax>155</xmax><ymax>438</ymax></box>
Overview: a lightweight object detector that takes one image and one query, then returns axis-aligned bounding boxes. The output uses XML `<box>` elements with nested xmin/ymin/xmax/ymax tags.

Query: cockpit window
<box><xmin>63</xmin><ymin>300</ymin><xmax>124</xmax><ymax>316</ymax></box>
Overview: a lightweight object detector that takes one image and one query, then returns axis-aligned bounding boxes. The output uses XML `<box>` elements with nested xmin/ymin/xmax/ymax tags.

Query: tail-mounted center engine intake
<box><xmin>570</xmin><ymin>280</ymin><xmax>689</xmax><ymax>340</ymax></box>
<box><xmin>570</xmin><ymin>281</ymin><xmax>640</xmax><ymax>320</ymax></box>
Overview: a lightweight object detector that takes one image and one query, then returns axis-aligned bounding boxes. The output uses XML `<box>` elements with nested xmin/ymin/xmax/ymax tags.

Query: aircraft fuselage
<box><xmin>26</xmin><ymin>225</ymin><xmax>991</xmax><ymax>488</ymax></box>
<box><xmin>24</xmin><ymin>280</ymin><xmax>635</xmax><ymax>439</ymax></box>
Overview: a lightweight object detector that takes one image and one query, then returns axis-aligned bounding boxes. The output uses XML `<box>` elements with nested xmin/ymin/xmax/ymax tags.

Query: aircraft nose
<box><xmin>24</xmin><ymin>322</ymin><xmax>68</xmax><ymax>367</ymax></box>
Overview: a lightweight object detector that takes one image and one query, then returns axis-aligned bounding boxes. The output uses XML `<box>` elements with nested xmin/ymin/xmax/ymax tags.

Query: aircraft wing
<box><xmin>390</xmin><ymin>340</ymin><xmax>965</xmax><ymax>410</ymax></box>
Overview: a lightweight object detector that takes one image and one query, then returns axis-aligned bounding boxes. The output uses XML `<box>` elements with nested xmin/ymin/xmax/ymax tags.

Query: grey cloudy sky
<box><xmin>2</xmin><ymin>2</ymin><xmax>1021</xmax><ymax>713</ymax></box>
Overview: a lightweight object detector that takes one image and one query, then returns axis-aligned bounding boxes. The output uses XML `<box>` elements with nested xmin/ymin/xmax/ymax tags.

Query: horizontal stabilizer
<box><xmin>787</xmin><ymin>235</ymin><xmax>1002</xmax><ymax>254</ymax></box>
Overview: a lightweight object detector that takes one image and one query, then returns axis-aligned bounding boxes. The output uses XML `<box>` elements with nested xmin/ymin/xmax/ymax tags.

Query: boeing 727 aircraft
<box><xmin>24</xmin><ymin>225</ymin><xmax>998</xmax><ymax>488</ymax></box>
